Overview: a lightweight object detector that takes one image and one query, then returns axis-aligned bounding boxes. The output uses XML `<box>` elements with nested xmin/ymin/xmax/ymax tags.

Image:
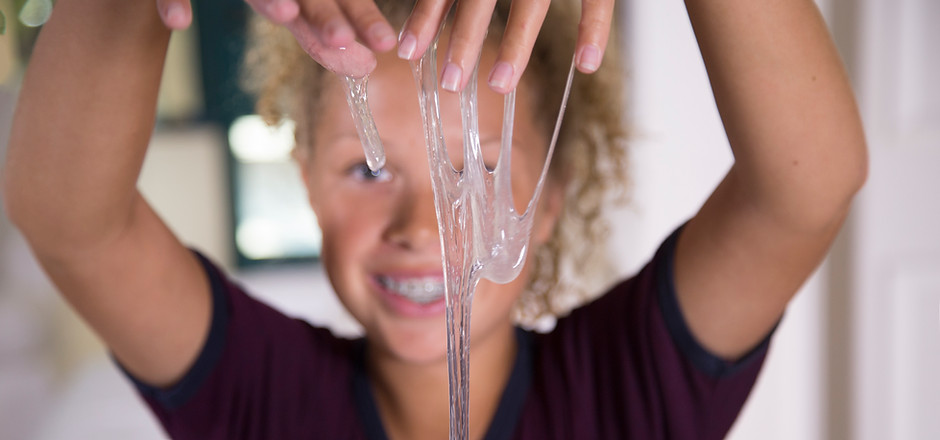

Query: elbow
<box><xmin>838</xmin><ymin>134</ymin><xmax>869</xmax><ymax>207</ymax></box>
<box><xmin>813</xmin><ymin>136</ymin><xmax>869</xmax><ymax>230</ymax></box>
<box><xmin>810</xmin><ymin>123</ymin><xmax>870</xmax><ymax>222</ymax></box>
<box><xmin>746</xmin><ymin>136</ymin><xmax>870</xmax><ymax>234</ymax></box>
<box><xmin>1</xmin><ymin>165</ymin><xmax>20</xmax><ymax>228</ymax></box>
<box><xmin>2</xmin><ymin>158</ymin><xmax>39</xmax><ymax>236</ymax></box>
<box><xmin>853</xmin><ymin>146</ymin><xmax>869</xmax><ymax>194</ymax></box>
<box><xmin>2</xmin><ymin>167</ymin><xmax>29</xmax><ymax>235</ymax></box>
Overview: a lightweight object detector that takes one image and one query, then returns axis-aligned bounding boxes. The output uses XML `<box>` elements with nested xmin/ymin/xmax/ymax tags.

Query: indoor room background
<box><xmin>0</xmin><ymin>0</ymin><xmax>937</xmax><ymax>438</ymax></box>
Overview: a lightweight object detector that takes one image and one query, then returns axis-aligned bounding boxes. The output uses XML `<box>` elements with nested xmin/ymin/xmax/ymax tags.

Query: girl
<box><xmin>2</xmin><ymin>0</ymin><xmax>866</xmax><ymax>439</ymax></box>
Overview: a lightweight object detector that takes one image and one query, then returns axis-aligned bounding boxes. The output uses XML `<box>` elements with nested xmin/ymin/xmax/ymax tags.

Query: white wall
<box><xmin>849</xmin><ymin>0</ymin><xmax>940</xmax><ymax>438</ymax></box>
<box><xmin>618</xmin><ymin>1</ymin><xmax>829</xmax><ymax>439</ymax></box>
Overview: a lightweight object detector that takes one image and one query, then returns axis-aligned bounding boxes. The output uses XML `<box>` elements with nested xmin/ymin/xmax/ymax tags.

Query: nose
<box><xmin>383</xmin><ymin>179</ymin><xmax>440</xmax><ymax>251</ymax></box>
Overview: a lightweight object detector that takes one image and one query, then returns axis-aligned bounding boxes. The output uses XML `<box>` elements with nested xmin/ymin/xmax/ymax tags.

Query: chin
<box><xmin>368</xmin><ymin>317</ymin><xmax>450</xmax><ymax>366</ymax></box>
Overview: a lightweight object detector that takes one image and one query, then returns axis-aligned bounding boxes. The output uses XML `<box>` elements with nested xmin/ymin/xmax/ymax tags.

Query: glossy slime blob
<box><xmin>339</xmin><ymin>37</ymin><xmax>575</xmax><ymax>440</ymax></box>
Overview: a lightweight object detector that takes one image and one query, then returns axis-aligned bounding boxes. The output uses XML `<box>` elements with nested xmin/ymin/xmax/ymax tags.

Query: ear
<box><xmin>532</xmin><ymin>178</ymin><xmax>565</xmax><ymax>245</ymax></box>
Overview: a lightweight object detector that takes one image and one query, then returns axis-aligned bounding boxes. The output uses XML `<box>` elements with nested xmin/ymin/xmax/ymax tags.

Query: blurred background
<box><xmin>0</xmin><ymin>0</ymin><xmax>937</xmax><ymax>439</ymax></box>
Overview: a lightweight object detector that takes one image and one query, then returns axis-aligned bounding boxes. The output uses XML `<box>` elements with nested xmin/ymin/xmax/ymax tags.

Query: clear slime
<box><xmin>339</xmin><ymin>35</ymin><xmax>576</xmax><ymax>440</ymax></box>
<box><xmin>409</xmin><ymin>38</ymin><xmax>576</xmax><ymax>440</ymax></box>
<box><xmin>343</xmin><ymin>75</ymin><xmax>386</xmax><ymax>172</ymax></box>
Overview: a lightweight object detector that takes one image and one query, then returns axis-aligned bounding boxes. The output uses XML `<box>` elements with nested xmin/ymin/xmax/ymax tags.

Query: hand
<box><xmin>154</xmin><ymin>0</ymin><xmax>397</xmax><ymax>77</ymax></box>
<box><xmin>398</xmin><ymin>0</ymin><xmax>615</xmax><ymax>94</ymax></box>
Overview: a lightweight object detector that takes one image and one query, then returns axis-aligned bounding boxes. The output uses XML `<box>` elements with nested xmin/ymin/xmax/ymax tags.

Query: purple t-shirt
<box><xmin>122</xmin><ymin>228</ymin><xmax>772</xmax><ymax>439</ymax></box>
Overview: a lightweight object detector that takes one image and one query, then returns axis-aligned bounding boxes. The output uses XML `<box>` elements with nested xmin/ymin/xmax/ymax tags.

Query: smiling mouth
<box><xmin>377</xmin><ymin>275</ymin><xmax>446</xmax><ymax>305</ymax></box>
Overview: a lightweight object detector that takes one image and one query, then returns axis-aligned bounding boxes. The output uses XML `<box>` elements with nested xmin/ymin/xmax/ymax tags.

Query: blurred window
<box><xmin>194</xmin><ymin>1</ymin><xmax>322</xmax><ymax>266</ymax></box>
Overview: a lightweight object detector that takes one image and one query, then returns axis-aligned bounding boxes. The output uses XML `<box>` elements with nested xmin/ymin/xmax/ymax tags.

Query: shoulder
<box><xmin>120</xmin><ymin>251</ymin><xmax>362</xmax><ymax>439</ymax></box>
<box><xmin>515</xmin><ymin>227</ymin><xmax>772</xmax><ymax>439</ymax></box>
<box><xmin>191</xmin><ymin>250</ymin><xmax>355</xmax><ymax>362</ymax></box>
<box><xmin>544</xmin><ymin>225</ymin><xmax>772</xmax><ymax>375</ymax></box>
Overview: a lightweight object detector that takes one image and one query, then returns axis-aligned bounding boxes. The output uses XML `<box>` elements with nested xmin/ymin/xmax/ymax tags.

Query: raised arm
<box><xmin>674</xmin><ymin>0</ymin><xmax>867</xmax><ymax>359</ymax></box>
<box><xmin>2</xmin><ymin>0</ymin><xmax>210</xmax><ymax>387</ymax></box>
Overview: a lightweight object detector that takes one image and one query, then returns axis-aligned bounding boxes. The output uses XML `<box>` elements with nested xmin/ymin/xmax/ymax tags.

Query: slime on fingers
<box><xmin>340</xmin><ymin>35</ymin><xmax>576</xmax><ymax>440</ymax></box>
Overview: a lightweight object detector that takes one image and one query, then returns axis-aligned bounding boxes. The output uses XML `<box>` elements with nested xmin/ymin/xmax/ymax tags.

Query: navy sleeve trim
<box><xmin>655</xmin><ymin>225</ymin><xmax>776</xmax><ymax>379</ymax></box>
<box><xmin>114</xmin><ymin>249</ymin><xmax>230</xmax><ymax>410</ymax></box>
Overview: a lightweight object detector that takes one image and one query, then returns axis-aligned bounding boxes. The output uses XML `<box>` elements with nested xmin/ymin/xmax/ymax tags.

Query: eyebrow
<box><xmin>315</xmin><ymin>134</ymin><xmax>512</xmax><ymax>162</ymax></box>
<box><xmin>316</xmin><ymin>133</ymin><xmax>362</xmax><ymax>154</ymax></box>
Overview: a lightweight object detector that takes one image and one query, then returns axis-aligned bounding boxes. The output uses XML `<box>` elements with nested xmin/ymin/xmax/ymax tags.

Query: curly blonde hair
<box><xmin>243</xmin><ymin>0</ymin><xmax>629</xmax><ymax>327</ymax></box>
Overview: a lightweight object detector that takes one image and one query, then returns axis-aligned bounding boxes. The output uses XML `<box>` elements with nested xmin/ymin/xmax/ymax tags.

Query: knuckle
<box><xmin>309</xmin><ymin>7</ymin><xmax>340</xmax><ymax>26</ymax></box>
<box><xmin>503</xmin><ymin>39</ymin><xmax>532</xmax><ymax>59</ymax></box>
<box><xmin>339</xmin><ymin>0</ymin><xmax>378</xmax><ymax>19</ymax></box>
<box><xmin>579</xmin><ymin>14</ymin><xmax>608</xmax><ymax>34</ymax></box>
<box><xmin>449</xmin><ymin>37</ymin><xmax>483</xmax><ymax>61</ymax></box>
<box><xmin>353</xmin><ymin>12</ymin><xmax>386</xmax><ymax>30</ymax></box>
<box><xmin>408</xmin><ymin>0</ymin><xmax>438</xmax><ymax>22</ymax></box>
<box><xmin>532</xmin><ymin>0</ymin><xmax>552</xmax><ymax>9</ymax></box>
<box><xmin>408</xmin><ymin>9</ymin><xmax>436</xmax><ymax>31</ymax></box>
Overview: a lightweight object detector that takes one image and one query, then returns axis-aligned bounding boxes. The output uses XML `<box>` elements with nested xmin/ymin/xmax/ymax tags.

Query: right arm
<box><xmin>2</xmin><ymin>0</ymin><xmax>210</xmax><ymax>388</ymax></box>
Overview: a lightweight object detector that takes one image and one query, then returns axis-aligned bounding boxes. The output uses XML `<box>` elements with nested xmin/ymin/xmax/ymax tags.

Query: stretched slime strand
<box><xmin>343</xmin><ymin>75</ymin><xmax>386</xmax><ymax>172</ymax></box>
<box><xmin>409</xmin><ymin>35</ymin><xmax>577</xmax><ymax>440</ymax></box>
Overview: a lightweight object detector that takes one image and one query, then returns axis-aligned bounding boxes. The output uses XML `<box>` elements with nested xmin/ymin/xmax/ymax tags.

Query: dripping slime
<box><xmin>410</xmin><ymin>38</ymin><xmax>576</xmax><ymax>440</ymax></box>
<box><xmin>339</xmin><ymin>36</ymin><xmax>576</xmax><ymax>440</ymax></box>
<box><xmin>343</xmin><ymin>75</ymin><xmax>386</xmax><ymax>171</ymax></box>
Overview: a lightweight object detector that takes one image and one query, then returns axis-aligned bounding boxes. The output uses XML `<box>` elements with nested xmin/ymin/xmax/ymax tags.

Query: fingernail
<box><xmin>488</xmin><ymin>62</ymin><xmax>514</xmax><ymax>91</ymax></box>
<box><xmin>369</xmin><ymin>23</ymin><xmax>396</xmax><ymax>49</ymax></box>
<box><xmin>441</xmin><ymin>63</ymin><xmax>462</xmax><ymax>92</ymax></box>
<box><xmin>398</xmin><ymin>32</ymin><xmax>417</xmax><ymax>60</ymax></box>
<box><xmin>578</xmin><ymin>44</ymin><xmax>602</xmax><ymax>73</ymax></box>
<box><xmin>165</xmin><ymin>4</ymin><xmax>186</xmax><ymax>27</ymax></box>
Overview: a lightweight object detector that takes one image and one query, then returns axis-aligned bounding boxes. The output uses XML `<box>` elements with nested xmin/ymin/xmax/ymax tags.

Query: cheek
<box><xmin>317</xmin><ymin>208</ymin><xmax>381</xmax><ymax>254</ymax></box>
<box><xmin>311</xmin><ymin>183</ymin><xmax>402</xmax><ymax>265</ymax></box>
<box><xmin>316</xmin><ymin>213</ymin><xmax>382</xmax><ymax>309</ymax></box>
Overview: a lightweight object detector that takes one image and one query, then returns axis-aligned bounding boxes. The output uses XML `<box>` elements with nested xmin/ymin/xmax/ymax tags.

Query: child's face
<box><xmin>298</xmin><ymin>47</ymin><xmax>562</xmax><ymax>365</ymax></box>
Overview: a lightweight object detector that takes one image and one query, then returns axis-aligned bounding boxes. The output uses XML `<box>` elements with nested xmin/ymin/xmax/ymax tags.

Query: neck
<box><xmin>368</xmin><ymin>322</ymin><xmax>518</xmax><ymax>440</ymax></box>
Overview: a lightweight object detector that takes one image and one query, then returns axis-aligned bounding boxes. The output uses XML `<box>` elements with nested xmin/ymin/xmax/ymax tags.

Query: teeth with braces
<box><xmin>378</xmin><ymin>276</ymin><xmax>445</xmax><ymax>304</ymax></box>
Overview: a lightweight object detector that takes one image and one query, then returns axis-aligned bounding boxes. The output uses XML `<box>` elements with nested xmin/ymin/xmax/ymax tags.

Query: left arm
<box><xmin>675</xmin><ymin>0</ymin><xmax>867</xmax><ymax>359</ymax></box>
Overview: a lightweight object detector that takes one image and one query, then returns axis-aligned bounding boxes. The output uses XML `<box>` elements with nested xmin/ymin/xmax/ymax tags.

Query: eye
<box><xmin>348</xmin><ymin>162</ymin><xmax>393</xmax><ymax>183</ymax></box>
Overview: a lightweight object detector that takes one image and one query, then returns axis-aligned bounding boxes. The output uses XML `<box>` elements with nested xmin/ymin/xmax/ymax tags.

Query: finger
<box><xmin>487</xmin><ymin>0</ymin><xmax>550</xmax><ymax>94</ymax></box>
<box><xmin>287</xmin><ymin>19</ymin><xmax>377</xmax><ymax>77</ymax></box>
<box><xmin>441</xmin><ymin>0</ymin><xmax>499</xmax><ymax>92</ymax></box>
<box><xmin>295</xmin><ymin>0</ymin><xmax>356</xmax><ymax>48</ymax></box>
<box><xmin>156</xmin><ymin>0</ymin><xmax>193</xmax><ymax>30</ymax></box>
<box><xmin>246</xmin><ymin>0</ymin><xmax>301</xmax><ymax>24</ymax></box>
<box><xmin>336</xmin><ymin>0</ymin><xmax>397</xmax><ymax>52</ymax></box>
<box><xmin>576</xmin><ymin>0</ymin><xmax>614</xmax><ymax>73</ymax></box>
<box><xmin>397</xmin><ymin>0</ymin><xmax>454</xmax><ymax>61</ymax></box>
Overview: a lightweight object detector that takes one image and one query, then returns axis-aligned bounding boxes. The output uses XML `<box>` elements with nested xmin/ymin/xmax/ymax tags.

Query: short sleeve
<box><xmin>115</xmin><ymin>251</ymin><xmax>364</xmax><ymax>440</ymax></box>
<box><xmin>655</xmin><ymin>227</ymin><xmax>775</xmax><ymax>378</ymax></box>
<box><xmin>644</xmin><ymin>226</ymin><xmax>773</xmax><ymax>437</ymax></box>
<box><xmin>519</xmin><ymin>226</ymin><xmax>774</xmax><ymax>440</ymax></box>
